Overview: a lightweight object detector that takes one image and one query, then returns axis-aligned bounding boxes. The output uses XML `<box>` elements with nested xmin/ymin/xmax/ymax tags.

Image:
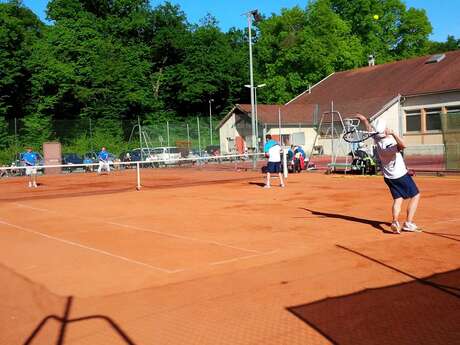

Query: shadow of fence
<box><xmin>23</xmin><ymin>296</ymin><xmax>138</xmax><ymax>345</ymax></box>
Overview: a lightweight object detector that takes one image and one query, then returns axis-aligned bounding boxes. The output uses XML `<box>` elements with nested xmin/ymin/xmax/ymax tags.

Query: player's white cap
<box><xmin>372</xmin><ymin>118</ymin><xmax>386</xmax><ymax>134</ymax></box>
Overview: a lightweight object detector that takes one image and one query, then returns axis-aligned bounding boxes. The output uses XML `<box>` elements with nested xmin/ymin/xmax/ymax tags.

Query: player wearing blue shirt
<box><xmin>21</xmin><ymin>147</ymin><xmax>38</xmax><ymax>188</ymax></box>
<box><xmin>263</xmin><ymin>134</ymin><xmax>285</xmax><ymax>188</ymax></box>
<box><xmin>97</xmin><ymin>146</ymin><xmax>111</xmax><ymax>174</ymax></box>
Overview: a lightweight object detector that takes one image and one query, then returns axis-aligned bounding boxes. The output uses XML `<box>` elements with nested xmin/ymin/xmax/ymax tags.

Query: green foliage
<box><xmin>21</xmin><ymin>112</ymin><xmax>53</xmax><ymax>147</ymax></box>
<box><xmin>255</xmin><ymin>2</ymin><xmax>363</xmax><ymax>103</ymax></box>
<box><xmin>329</xmin><ymin>0</ymin><xmax>432</xmax><ymax>61</ymax></box>
<box><xmin>0</xmin><ymin>145</ymin><xmax>16</xmax><ymax>164</ymax></box>
<box><xmin>394</xmin><ymin>7</ymin><xmax>432</xmax><ymax>58</ymax></box>
<box><xmin>429</xmin><ymin>35</ymin><xmax>460</xmax><ymax>54</ymax></box>
<box><xmin>0</xmin><ymin>115</ymin><xmax>11</xmax><ymax>149</ymax></box>
<box><xmin>0</xmin><ymin>1</ymin><xmax>43</xmax><ymax>120</ymax></box>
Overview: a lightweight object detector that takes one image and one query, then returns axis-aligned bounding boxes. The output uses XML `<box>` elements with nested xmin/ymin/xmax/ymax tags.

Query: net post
<box><xmin>136</xmin><ymin>162</ymin><xmax>141</xmax><ymax>191</ymax></box>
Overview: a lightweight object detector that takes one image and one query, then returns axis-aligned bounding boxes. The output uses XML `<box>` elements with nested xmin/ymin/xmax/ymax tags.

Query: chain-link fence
<box><xmin>140</xmin><ymin>118</ymin><xmax>220</xmax><ymax>155</ymax></box>
<box><xmin>441</xmin><ymin>111</ymin><xmax>460</xmax><ymax>170</ymax></box>
<box><xmin>0</xmin><ymin>117</ymin><xmax>221</xmax><ymax>165</ymax></box>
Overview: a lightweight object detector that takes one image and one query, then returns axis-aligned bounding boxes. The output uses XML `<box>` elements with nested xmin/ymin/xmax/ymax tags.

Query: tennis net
<box><xmin>0</xmin><ymin>153</ymin><xmax>290</xmax><ymax>199</ymax></box>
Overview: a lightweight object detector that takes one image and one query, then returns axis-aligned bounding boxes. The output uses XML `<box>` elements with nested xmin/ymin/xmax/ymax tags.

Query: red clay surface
<box><xmin>1</xmin><ymin>169</ymin><xmax>459</xmax><ymax>344</ymax></box>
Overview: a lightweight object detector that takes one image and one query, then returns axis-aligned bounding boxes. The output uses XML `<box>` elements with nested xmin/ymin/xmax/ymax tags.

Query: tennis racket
<box><xmin>343</xmin><ymin>128</ymin><xmax>378</xmax><ymax>143</ymax></box>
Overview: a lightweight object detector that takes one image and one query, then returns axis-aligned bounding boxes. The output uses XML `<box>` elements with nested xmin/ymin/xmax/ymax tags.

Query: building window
<box><xmin>292</xmin><ymin>132</ymin><xmax>305</xmax><ymax>145</ymax></box>
<box><xmin>281</xmin><ymin>134</ymin><xmax>291</xmax><ymax>145</ymax></box>
<box><xmin>446</xmin><ymin>106</ymin><xmax>460</xmax><ymax>115</ymax></box>
<box><xmin>425</xmin><ymin>107</ymin><xmax>442</xmax><ymax>131</ymax></box>
<box><xmin>405</xmin><ymin>109</ymin><xmax>421</xmax><ymax>132</ymax></box>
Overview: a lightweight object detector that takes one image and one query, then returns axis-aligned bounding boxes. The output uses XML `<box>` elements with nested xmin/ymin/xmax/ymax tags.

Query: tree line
<box><xmin>0</xmin><ymin>0</ymin><xmax>458</xmax><ymax>160</ymax></box>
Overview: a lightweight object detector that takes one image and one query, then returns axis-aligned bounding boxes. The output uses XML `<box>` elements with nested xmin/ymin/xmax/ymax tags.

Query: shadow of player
<box><xmin>301</xmin><ymin>208</ymin><xmax>392</xmax><ymax>233</ymax></box>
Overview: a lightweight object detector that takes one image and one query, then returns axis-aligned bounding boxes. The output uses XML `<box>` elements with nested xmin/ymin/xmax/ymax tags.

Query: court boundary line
<box><xmin>107</xmin><ymin>221</ymin><xmax>263</xmax><ymax>254</ymax></box>
<box><xmin>209</xmin><ymin>249</ymin><xmax>280</xmax><ymax>266</ymax></box>
<box><xmin>0</xmin><ymin>219</ymin><xmax>183</xmax><ymax>274</ymax></box>
<box><xmin>15</xmin><ymin>202</ymin><xmax>264</xmax><ymax>255</ymax></box>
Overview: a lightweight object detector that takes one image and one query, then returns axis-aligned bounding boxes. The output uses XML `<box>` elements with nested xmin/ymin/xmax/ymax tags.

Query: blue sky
<box><xmin>21</xmin><ymin>0</ymin><xmax>460</xmax><ymax>42</ymax></box>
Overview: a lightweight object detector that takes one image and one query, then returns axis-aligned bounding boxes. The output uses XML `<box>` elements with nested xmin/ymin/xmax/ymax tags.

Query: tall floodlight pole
<box><xmin>254</xmin><ymin>83</ymin><xmax>266</xmax><ymax>152</ymax></box>
<box><xmin>244</xmin><ymin>9</ymin><xmax>260</xmax><ymax>168</ymax></box>
<box><xmin>245</xmin><ymin>83</ymin><xmax>266</xmax><ymax>153</ymax></box>
<box><xmin>209</xmin><ymin>99</ymin><xmax>214</xmax><ymax>146</ymax></box>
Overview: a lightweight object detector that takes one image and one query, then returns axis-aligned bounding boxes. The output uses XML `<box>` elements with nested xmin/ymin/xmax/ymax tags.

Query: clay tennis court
<box><xmin>1</xmin><ymin>169</ymin><xmax>459</xmax><ymax>345</ymax></box>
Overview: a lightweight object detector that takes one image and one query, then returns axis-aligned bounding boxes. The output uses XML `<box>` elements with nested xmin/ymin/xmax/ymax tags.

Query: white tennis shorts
<box><xmin>98</xmin><ymin>161</ymin><xmax>110</xmax><ymax>173</ymax></box>
<box><xmin>25</xmin><ymin>166</ymin><xmax>37</xmax><ymax>175</ymax></box>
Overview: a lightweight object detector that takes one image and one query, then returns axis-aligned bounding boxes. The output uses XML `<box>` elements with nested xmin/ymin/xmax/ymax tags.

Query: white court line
<box><xmin>0</xmin><ymin>219</ymin><xmax>182</xmax><ymax>274</ymax></box>
<box><xmin>15</xmin><ymin>203</ymin><xmax>262</xmax><ymax>255</ymax></box>
<box><xmin>108</xmin><ymin>221</ymin><xmax>262</xmax><ymax>254</ymax></box>
<box><xmin>209</xmin><ymin>249</ymin><xmax>280</xmax><ymax>266</ymax></box>
<box><xmin>15</xmin><ymin>203</ymin><xmax>53</xmax><ymax>213</ymax></box>
<box><xmin>433</xmin><ymin>218</ymin><xmax>460</xmax><ymax>224</ymax></box>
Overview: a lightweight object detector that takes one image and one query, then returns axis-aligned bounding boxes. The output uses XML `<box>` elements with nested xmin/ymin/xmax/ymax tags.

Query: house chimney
<box><xmin>368</xmin><ymin>54</ymin><xmax>375</xmax><ymax>66</ymax></box>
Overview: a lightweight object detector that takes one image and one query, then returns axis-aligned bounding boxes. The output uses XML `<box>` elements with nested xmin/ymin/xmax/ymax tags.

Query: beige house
<box><xmin>218</xmin><ymin>50</ymin><xmax>460</xmax><ymax>160</ymax></box>
<box><xmin>218</xmin><ymin>103</ymin><xmax>316</xmax><ymax>154</ymax></box>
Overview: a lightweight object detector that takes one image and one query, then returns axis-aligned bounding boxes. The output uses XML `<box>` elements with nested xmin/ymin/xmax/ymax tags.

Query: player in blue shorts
<box><xmin>263</xmin><ymin>134</ymin><xmax>285</xmax><ymax>188</ymax></box>
<box><xmin>356</xmin><ymin>114</ymin><xmax>421</xmax><ymax>234</ymax></box>
<box><xmin>97</xmin><ymin>146</ymin><xmax>111</xmax><ymax>174</ymax></box>
<box><xmin>21</xmin><ymin>147</ymin><xmax>38</xmax><ymax>188</ymax></box>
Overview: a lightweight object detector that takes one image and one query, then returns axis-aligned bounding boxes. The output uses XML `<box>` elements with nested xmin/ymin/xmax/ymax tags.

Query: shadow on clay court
<box><xmin>287</xmin><ymin>245</ymin><xmax>460</xmax><ymax>345</ymax></box>
<box><xmin>23</xmin><ymin>296</ymin><xmax>138</xmax><ymax>345</ymax></box>
<box><xmin>301</xmin><ymin>208</ymin><xmax>392</xmax><ymax>233</ymax></box>
<box><xmin>248</xmin><ymin>182</ymin><xmax>266</xmax><ymax>187</ymax></box>
<box><xmin>423</xmin><ymin>231</ymin><xmax>460</xmax><ymax>243</ymax></box>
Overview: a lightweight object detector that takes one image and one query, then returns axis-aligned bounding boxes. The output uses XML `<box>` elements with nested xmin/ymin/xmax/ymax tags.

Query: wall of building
<box><xmin>401</xmin><ymin>91</ymin><xmax>460</xmax><ymax>154</ymax></box>
<box><xmin>219</xmin><ymin>113</ymin><xmax>236</xmax><ymax>154</ymax></box>
<box><xmin>403</xmin><ymin>91</ymin><xmax>460</xmax><ymax>108</ymax></box>
<box><xmin>373</xmin><ymin>101</ymin><xmax>400</xmax><ymax>134</ymax></box>
<box><xmin>266</xmin><ymin>125</ymin><xmax>316</xmax><ymax>152</ymax></box>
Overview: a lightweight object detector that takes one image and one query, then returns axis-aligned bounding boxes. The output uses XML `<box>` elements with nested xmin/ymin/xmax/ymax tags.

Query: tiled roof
<box><xmin>219</xmin><ymin>50</ymin><xmax>460</xmax><ymax>128</ymax></box>
<box><xmin>236</xmin><ymin>103</ymin><xmax>317</xmax><ymax>124</ymax></box>
<box><xmin>289</xmin><ymin>50</ymin><xmax>460</xmax><ymax>119</ymax></box>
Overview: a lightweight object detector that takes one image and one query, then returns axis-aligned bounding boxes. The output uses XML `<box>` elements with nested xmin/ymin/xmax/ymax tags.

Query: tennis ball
<box><xmin>373</xmin><ymin>14</ymin><xmax>379</xmax><ymax>20</ymax></box>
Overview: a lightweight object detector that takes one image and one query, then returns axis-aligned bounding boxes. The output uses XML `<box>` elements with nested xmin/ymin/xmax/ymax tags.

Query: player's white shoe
<box><xmin>28</xmin><ymin>182</ymin><xmax>32</xmax><ymax>188</ymax></box>
<box><xmin>33</xmin><ymin>182</ymin><xmax>37</xmax><ymax>188</ymax></box>
<box><xmin>402</xmin><ymin>222</ymin><xmax>422</xmax><ymax>232</ymax></box>
<box><xmin>390</xmin><ymin>221</ymin><xmax>401</xmax><ymax>234</ymax></box>
<box><xmin>264</xmin><ymin>185</ymin><xmax>271</xmax><ymax>189</ymax></box>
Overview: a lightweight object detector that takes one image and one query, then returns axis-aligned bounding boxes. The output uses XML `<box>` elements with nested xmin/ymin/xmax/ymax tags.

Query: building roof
<box><xmin>288</xmin><ymin>50</ymin><xmax>460</xmax><ymax>119</ymax></box>
<box><xmin>218</xmin><ymin>50</ymin><xmax>460</xmax><ymax>129</ymax></box>
<box><xmin>217</xmin><ymin>103</ymin><xmax>317</xmax><ymax>129</ymax></box>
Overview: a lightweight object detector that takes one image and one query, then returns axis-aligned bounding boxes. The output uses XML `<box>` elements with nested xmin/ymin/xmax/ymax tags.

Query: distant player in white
<box><xmin>356</xmin><ymin>114</ymin><xmax>421</xmax><ymax>234</ymax></box>
<box><xmin>263</xmin><ymin>134</ymin><xmax>285</xmax><ymax>188</ymax></box>
<box><xmin>97</xmin><ymin>146</ymin><xmax>111</xmax><ymax>174</ymax></box>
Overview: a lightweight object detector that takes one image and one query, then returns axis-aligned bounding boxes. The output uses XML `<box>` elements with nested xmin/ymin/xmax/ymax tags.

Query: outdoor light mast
<box><xmin>245</xmin><ymin>83</ymin><xmax>266</xmax><ymax>152</ymax></box>
<box><xmin>244</xmin><ymin>9</ymin><xmax>261</xmax><ymax>166</ymax></box>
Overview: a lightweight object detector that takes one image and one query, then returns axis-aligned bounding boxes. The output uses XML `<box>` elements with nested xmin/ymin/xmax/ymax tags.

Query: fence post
<box><xmin>14</xmin><ymin>117</ymin><xmax>18</xmax><ymax>152</ymax></box>
<box><xmin>137</xmin><ymin>116</ymin><xmax>143</xmax><ymax>161</ymax></box>
<box><xmin>89</xmin><ymin>117</ymin><xmax>94</xmax><ymax>153</ymax></box>
<box><xmin>167</xmin><ymin>121</ymin><xmax>170</xmax><ymax>147</ymax></box>
<box><xmin>197</xmin><ymin>117</ymin><xmax>201</xmax><ymax>156</ymax></box>
<box><xmin>186</xmin><ymin>123</ymin><xmax>190</xmax><ymax>151</ymax></box>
